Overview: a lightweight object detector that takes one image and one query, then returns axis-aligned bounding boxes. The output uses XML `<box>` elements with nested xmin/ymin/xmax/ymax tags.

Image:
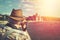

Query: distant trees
<box><xmin>0</xmin><ymin>14</ymin><xmax>9</xmax><ymax>21</ymax></box>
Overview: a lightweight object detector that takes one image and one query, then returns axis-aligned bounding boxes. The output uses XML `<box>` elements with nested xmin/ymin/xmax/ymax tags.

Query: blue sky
<box><xmin>0</xmin><ymin>0</ymin><xmax>35</xmax><ymax>16</ymax></box>
<box><xmin>0</xmin><ymin>0</ymin><xmax>21</xmax><ymax>14</ymax></box>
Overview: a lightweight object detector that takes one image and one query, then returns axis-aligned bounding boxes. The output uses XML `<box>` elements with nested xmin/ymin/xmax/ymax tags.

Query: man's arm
<box><xmin>21</xmin><ymin>22</ymin><xmax>27</xmax><ymax>31</ymax></box>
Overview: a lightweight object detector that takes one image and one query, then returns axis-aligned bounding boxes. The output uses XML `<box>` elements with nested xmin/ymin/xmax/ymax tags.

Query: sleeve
<box><xmin>0</xmin><ymin>27</ymin><xmax>6</xmax><ymax>40</ymax></box>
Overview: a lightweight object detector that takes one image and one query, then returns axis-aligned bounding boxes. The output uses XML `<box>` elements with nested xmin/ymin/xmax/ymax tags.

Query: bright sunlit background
<box><xmin>28</xmin><ymin>0</ymin><xmax>60</xmax><ymax>17</ymax></box>
<box><xmin>0</xmin><ymin>0</ymin><xmax>60</xmax><ymax>17</ymax></box>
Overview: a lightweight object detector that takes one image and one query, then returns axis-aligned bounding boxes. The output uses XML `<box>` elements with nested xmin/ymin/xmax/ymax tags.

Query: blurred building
<box><xmin>26</xmin><ymin>13</ymin><xmax>43</xmax><ymax>22</ymax></box>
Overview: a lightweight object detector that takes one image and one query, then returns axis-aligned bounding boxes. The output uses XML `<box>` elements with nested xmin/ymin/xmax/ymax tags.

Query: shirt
<box><xmin>0</xmin><ymin>23</ymin><xmax>31</xmax><ymax>40</ymax></box>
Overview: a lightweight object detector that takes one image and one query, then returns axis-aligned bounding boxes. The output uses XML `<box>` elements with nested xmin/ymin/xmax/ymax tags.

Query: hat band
<box><xmin>11</xmin><ymin>15</ymin><xmax>23</xmax><ymax>18</ymax></box>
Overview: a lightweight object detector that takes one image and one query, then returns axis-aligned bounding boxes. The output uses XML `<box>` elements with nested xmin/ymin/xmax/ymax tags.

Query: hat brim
<box><xmin>9</xmin><ymin>16</ymin><xmax>24</xmax><ymax>21</ymax></box>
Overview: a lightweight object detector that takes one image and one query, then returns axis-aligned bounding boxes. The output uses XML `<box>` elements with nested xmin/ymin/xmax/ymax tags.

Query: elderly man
<box><xmin>0</xmin><ymin>9</ymin><xmax>31</xmax><ymax>40</ymax></box>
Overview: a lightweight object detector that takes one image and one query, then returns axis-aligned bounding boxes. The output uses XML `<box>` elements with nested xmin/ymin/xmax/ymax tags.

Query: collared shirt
<box><xmin>0</xmin><ymin>23</ymin><xmax>31</xmax><ymax>40</ymax></box>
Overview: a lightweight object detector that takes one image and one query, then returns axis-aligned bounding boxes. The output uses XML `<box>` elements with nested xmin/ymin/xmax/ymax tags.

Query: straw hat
<box><xmin>9</xmin><ymin>9</ymin><xmax>24</xmax><ymax>21</ymax></box>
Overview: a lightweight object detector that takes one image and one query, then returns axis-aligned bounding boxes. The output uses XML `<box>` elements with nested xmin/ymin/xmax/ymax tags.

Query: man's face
<box><xmin>9</xmin><ymin>18</ymin><xmax>23</xmax><ymax>25</ymax></box>
<box><xmin>13</xmin><ymin>20</ymin><xmax>23</xmax><ymax>25</ymax></box>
